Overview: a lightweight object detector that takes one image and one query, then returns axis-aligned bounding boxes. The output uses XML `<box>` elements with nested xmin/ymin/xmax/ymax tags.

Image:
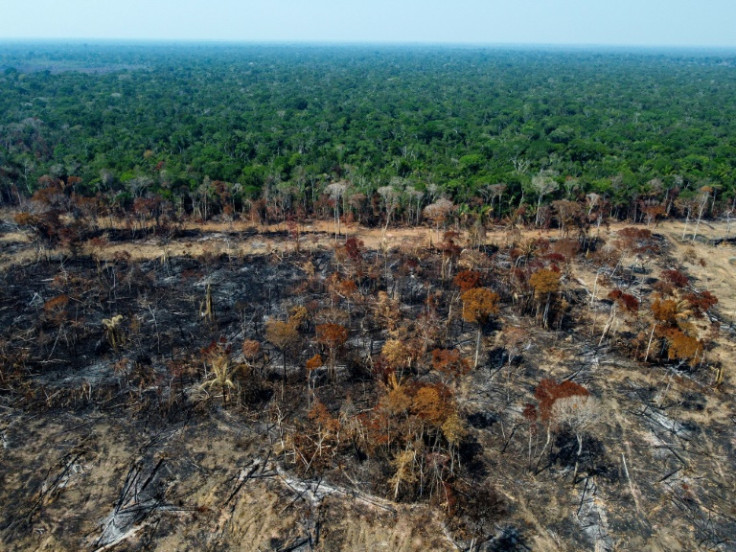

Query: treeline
<box><xmin>2</xmin><ymin>43</ymin><xmax>736</xmax><ymax>222</ymax></box>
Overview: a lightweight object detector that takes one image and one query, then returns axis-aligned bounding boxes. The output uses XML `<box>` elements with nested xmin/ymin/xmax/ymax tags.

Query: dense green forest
<box><xmin>2</xmin><ymin>43</ymin><xmax>736</xmax><ymax>222</ymax></box>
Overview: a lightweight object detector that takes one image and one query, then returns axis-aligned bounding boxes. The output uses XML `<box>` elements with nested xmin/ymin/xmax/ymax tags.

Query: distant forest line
<box><xmin>2</xmin><ymin>43</ymin><xmax>736</xmax><ymax>226</ymax></box>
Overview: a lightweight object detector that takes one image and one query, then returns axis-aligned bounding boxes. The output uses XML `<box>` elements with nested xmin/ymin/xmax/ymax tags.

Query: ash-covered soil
<box><xmin>1</xmin><ymin>223</ymin><xmax>735</xmax><ymax>551</ymax></box>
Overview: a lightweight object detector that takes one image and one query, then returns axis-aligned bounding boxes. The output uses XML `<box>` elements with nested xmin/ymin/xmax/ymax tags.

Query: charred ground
<box><xmin>1</xmin><ymin>215</ymin><xmax>735</xmax><ymax>551</ymax></box>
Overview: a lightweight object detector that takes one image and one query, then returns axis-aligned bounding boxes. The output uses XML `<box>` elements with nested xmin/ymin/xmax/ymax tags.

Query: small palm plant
<box><xmin>200</xmin><ymin>350</ymin><xmax>236</xmax><ymax>403</ymax></box>
<box><xmin>102</xmin><ymin>314</ymin><xmax>125</xmax><ymax>351</ymax></box>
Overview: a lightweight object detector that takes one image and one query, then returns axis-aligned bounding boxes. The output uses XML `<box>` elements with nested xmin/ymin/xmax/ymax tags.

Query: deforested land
<box><xmin>1</xmin><ymin>44</ymin><xmax>736</xmax><ymax>551</ymax></box>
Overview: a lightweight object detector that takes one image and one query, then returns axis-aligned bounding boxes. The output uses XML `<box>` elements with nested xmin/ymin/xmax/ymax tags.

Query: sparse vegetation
<box><xmin>2</xmin><ymin>209</ymin><xmax>735</xmax><ymax>551</ymax></box>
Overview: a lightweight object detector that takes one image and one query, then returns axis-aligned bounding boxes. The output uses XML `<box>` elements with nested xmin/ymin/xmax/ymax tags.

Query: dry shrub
<box><xmin>661</xmin><ymin>269</ymin><xmax>689</xmax><ymax>288</ymax></box>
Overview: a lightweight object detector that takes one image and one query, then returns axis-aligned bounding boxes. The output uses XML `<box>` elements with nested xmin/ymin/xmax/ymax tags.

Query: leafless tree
<box><xmin>530</xmin><ymin>170</ymin><xmax>559</xmax><ymax>226</ymax></box>
<box><xmin>326</xmin><ymin>181</ymin><xmax>348</xmax><ymax>240</ymax></box>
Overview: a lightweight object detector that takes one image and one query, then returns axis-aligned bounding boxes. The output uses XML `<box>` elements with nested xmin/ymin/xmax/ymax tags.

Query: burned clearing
<box><xmin>1</xmin><ymin>217</ymin><xmax>736</xmax><ymax>551</ymax></box>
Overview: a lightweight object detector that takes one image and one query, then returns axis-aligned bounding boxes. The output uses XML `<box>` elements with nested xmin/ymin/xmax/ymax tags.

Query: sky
<box><xmin>1</xmin><ymin>0</ymin><xmax>735</xmax><ymax>48</ymax></box>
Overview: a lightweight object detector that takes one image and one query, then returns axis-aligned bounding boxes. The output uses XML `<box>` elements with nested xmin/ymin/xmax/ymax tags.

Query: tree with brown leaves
<box><xmin>373</xmin><ymin>291</ymin><xmax>401</xmax><ymax>334</ymax></box>
<box><xmin>599</xmin><ymin>289</ymin><xmax>639</xmax><ymax>346</ymax></box>
<box><xmin>662</xmin><ymin>328</ymin><xmax>703</xmax><ymax>367</ymax></box>
<box><xmin>533</xmin><ymin>378</ymin><xmax>595</xmax><ymax>475</ymax></box>
<box><xmin>431</xmin><ymin>348</ymin><xmax>470</xmax><ymax>383</ymax></box>
<box><xmin>645</xmin><ymin>293</ymin><xmax>705</xmax><ymax>367</ymax></box>
<box><xmin>529</xmin><ymin>268</ymin><xmax>561</xmax><ymax>328</ymax></box>
<box><xmin>242</xmin><ymin>339</ymin><xmax>261</xmax><ymax>364</ymax></box>
<box><xmin>453</xmin><ymin>270</ymin><xmax>482</xmax><ymax>292</ymax></box>
<box><xmin>316</xmin><ymin>323</ymin><xmax>349</xmax><ymax>380</ymax></box>
<box><xmin>305</xmin><ymin>353</ymin><xmax>323</xmax><ymax>402</ymax></box>
<box><xmin>685</xmin><ymin>290</ymin><xmax>718</xmax><ymax>318</ymax></box>
<box><xmin>265</xmin><ymin>319</ymin><xmax>300</xmax><ymax>391</ymax></box>
<box><xmin>552</xmin><ymin>199</ymin><xmax>582</xmax><ymax>237</ymax></box>
<box><xmin>461</xmin><ymin>288</ymin><xmax>500</xmax><ymax>368</ymax></box>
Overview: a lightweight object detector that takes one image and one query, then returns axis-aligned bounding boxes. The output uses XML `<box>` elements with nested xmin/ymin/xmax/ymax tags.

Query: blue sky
<box><xmin>1</xmin><ymin>0</ymin><xmax>734</xmax><ymax>47</ymax></box>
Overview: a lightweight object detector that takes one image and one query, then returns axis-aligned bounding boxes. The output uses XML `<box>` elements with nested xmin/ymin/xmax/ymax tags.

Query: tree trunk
<box><xmin>543</xmin><ymin>295</ymin><xmax>551</xmax><ymax>329</ymax></box>
<box><xmin>535</xmin><ymin>424</ymin><xmax>553</xmax><ymax>471</ymax></box>
<box><xmin>572</xmin><ymin>433</ymin><xmax>583</xmax><ymax>484</ymax></box>
<box><xmin>692</xmin><ymin>199</ymin><xmax>707</xmax><ymax>243</ymax></box>
<box><xmin>535</xmin><ymin>195</ymin><xmax>543</xmax><ymax>226</ymax></box>
<box><xmin>598</xmin><ymin>314</ymin><xmax>613</xmax><ymax>347</ymax></box>
<box><xmin>682</xmin><ymin>208</ymin><xmax>691</xmax><ymax>240</ymax></box>
<box><xmin>281</xmin><ymin>350</ymin><xmax>287</xmax><ymax>399</ymax></box>
<box><xmin>474</xmin><ymin>327</ymin><xmax>482</xmax><ymax>369</ymax></box>
<box><xmin>644</xmin><ymin>324</ymin><xmax>656</xmax><ymax>362</ymax></box>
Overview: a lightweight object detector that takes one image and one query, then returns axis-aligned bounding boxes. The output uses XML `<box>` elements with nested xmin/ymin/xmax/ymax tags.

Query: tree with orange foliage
<box><xmin>646</xmin><ymin>295</ymin><xmax>680</xmax><ymax>362</ymax></box>
<box><xmin>316</xmin><ymin>323</ymin><xmax>348</xmax><ymax>380</ymax></box>
<box><xmin>352</xmin><ymin>376</ymin><xmax>465</xmax><ymax>499</ymax></box>
<box><xmin>529</xmin><ymin>268</ymin><xmax>560</xmax><ymax>328</ymax></box>
<box><xmin>412</xmin><ymin>384</ymin><xmax>451</xmax><ymax>426</ymax></box>
<box><xmin>645</xmin><ymin>294</ymin><xmax>703</xmax><ymax>366</ymax></box>
<box><xmin>662</xmin><ymin>328</ymin><xmax>703</xmax><ymax>366</ymax></box>
<box><xmin>326</xmin><ymin>272</ymin><xmax>359</xmax><ymax>313</ymax></box>
<box><xmin>15</xmin><ymin>205</ymin><xmax>85</xmax><ymax>258</ymax></box>
<box><xmin>431</xmin><ymin>348</ymin><xmax>470</xmax><ymax>383</ymax></box>
<box><xmin>305</xmin><ymin>353</ymin><xmax>322</xmax><ymax>402</ymax></box>
<box><xmin>642</xmin><ymin>203</ymin><xmax>666</xmax><ymax>227</ymax></box>
<box><xmin>343</xmin><ymin>236</ymin><xmax>365</xmax><ymax>266</ymax></box>
<box><xmin>461</xmin><ymin>287</ymin><xmax>500</xmax><ymax>368</ymax></box>
<box><xmin>265</xmin><ymin>318</ymin><xmax>300</xmax><ymax>394</ymax></box>
<box><xmin>661</xmin><ymin>269</ymin><xmax>689</xmax><ymax>290</ymax></box>
<box><xmin>242</xmin><ymin>339</ymin><xmax>261</xmax><ymax>369</ymax></box>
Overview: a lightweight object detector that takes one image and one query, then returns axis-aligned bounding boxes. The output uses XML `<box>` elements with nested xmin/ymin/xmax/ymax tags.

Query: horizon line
<box><xmin>1</xmin><ymin>38</ymin><xmax>736</xmax><ymax>52</ymax></box>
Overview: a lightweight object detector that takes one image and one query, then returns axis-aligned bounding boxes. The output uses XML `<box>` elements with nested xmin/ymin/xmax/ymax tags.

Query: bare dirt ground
<box><xmin>0</xmin><ymin>212</ymin><xmax>685</xmax><ymax>263</ymax></box>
